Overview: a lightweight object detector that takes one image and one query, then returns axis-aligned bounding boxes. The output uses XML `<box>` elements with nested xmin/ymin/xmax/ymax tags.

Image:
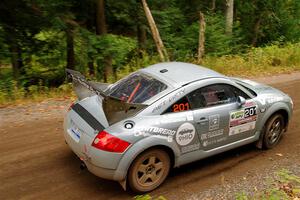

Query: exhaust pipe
<box><xmin>80</xmin><ymin>162</ymin><xmax>86</xmax><ymax>170</ymax></box>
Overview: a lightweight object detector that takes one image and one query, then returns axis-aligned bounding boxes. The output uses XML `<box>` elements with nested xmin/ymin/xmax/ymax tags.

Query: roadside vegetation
<box><xmin>133</xmin><ymin>169</ymin><xmax>300</xmax><ymax>200</ymax></box>
<box><xmin>236</xmin><ymin>169</ymin><xmax>300</xmax><ymax>200</ymax></box>
<box><xmin>0</xmin><ymin>0</ymin><xmax>300</xmax><ymax>107</ymax></box>
<box><xmin>1</xmin><ymin>42</ymin><xmax>300</xmax><ymax>106</ymax></box>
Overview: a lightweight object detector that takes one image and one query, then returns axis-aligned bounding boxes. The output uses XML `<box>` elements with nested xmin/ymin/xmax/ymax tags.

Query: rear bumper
<box><xmin>63</xmin><ymin>110</ymin><xmax>127</xmax><ymax>181</ymax></box>
<box><xmin>83</xmin><ymin>158</ymin><xmax>118</xmax><ymax>180</ymax></box>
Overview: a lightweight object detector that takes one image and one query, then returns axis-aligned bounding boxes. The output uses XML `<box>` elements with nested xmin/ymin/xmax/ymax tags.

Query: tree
<box><xmin>0</xmin><ymin>0</ymin><xmax>46</xmax><ymax>80</ymax></box>
<box><xmin>141</xmin><ymin>0</ymin><xmax>169</xmax><ymax>62</ymax></box>
<box><xmin>198</xmin><ymin>12</ymin><xmax>206</xmax><ymax>63</ymax></box>
<box><xmin>96</xmin><ymin>0</ymin><xmax>113</xmax><ymax>82</ymax></box>
<box><xmin>225</xmin><ymin>0</ymin><xmax>234</xmax><ymax>35</ymax></box>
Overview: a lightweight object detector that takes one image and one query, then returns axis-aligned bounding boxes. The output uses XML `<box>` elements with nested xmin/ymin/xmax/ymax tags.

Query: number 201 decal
<box><xmin>173</xmin><ymin>103</ymin><xmax>189</xmax><ymax>112</ymax></box>
<box><xmin>244</xmin><ymin>106</ymin><xmax>257</xmax><ymax>118</ymax></box>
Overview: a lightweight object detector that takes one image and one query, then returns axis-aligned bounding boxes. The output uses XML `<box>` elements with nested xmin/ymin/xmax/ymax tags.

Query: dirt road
<box><xmin>1</xmin><ymin>73</ymin><xmax>300</xmax><ymax>200</ymax></box>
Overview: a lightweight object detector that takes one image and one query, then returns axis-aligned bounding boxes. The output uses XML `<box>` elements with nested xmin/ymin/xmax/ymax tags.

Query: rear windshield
<box><xmin>106</xmin><ymin>72</ymin><xmax>168</xmax><ymax>103</ymax></box>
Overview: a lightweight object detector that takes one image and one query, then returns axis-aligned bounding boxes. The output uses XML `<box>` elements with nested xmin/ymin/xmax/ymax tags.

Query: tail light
<box><xmin>92</xmin><ymin>131</ymin><xmax>130</xmax><ymax>153</ymax></box>
<box><xmin>68</xmin><ymin>102</ymin><xmax>75</xmax><ymax>111</ymax></box>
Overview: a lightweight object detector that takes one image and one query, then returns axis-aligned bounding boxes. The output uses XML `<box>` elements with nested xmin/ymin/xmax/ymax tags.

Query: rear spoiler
<box><xmin>66</xmin><ymin>69</ymin><xmax>147</xmax><ymax>125</ymax></box>
<box><xmin>66</xmin><ymin>69</ymin><xmax>108</xmax><ymax>99</ymax></box>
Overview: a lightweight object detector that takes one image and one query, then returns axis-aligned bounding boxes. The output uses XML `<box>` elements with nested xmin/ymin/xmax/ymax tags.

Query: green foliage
<box><xmin>236</xmin><ymin>169</ymin><xmax>300</xmax><ymax>200</ymax></box>
<box><xmin>134</xmin><ymin>194</ymin><xmax>167</xmax><ymax>200</ymax></box>
<box><xmin>202</xmin><ymin>43</ymin><xmax>300</xmax><ymax>76</ymax></box>
<box><xmin>1</xmin><ymin>42</ymin><xmax>300</xmax><ymax>105</ymax></box>
<box><xmin>0</xmin><ymin>0</ymin><xmax>300</xmax><ymax>104</ymax></box>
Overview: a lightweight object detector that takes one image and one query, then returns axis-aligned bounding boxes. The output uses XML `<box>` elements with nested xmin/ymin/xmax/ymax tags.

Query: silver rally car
<box><xmin>63</xmin><ymin>62</ymin><xmax>293</xmax><ymax>193</ymax></box>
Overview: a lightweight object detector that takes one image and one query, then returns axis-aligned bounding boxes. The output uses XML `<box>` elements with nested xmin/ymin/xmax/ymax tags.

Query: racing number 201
<box><xmin>173</xmin><ymin>103</ymin><xmax>189</xmax><ymax>112</ymax></box>
<box><xmin>244</xmin><ymin>106</ymin><xmax>257</xmax><ymax>118</ymax></box>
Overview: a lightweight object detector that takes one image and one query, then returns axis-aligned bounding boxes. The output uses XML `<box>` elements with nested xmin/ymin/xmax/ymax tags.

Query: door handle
<box><xmin>196</xmin><ymin>117</ymin><xmax>208</xmax><ymax>124</ymax></box>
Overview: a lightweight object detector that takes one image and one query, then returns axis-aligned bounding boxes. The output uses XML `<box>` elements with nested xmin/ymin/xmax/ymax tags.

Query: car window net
<box><xmin>107</xmin><ymin>73</ymin><xmax>168</xmax><ymax>103</ymax></box>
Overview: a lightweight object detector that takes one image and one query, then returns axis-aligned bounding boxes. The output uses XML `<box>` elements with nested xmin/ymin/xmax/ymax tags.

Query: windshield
<box><xmin>106</xmin><ymin>72</ymin><xmax>168</xmax><ymax>103</ymax></box>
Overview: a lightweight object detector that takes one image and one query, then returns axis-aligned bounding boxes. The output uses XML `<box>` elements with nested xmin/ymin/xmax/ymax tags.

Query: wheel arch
<box><xmin>262</xmin><ymin>103</ymin><xmax>291</xmax><ymax>131</ymax></box>
<box><xmin>113</xmin><ymin>136</ymin><xmax>180</xmax><ymax>181</ymax></box>
<box><xmin>256</xmin><ymin>103</ymin><xmax>290</xmax><ymax>148</ymax></box>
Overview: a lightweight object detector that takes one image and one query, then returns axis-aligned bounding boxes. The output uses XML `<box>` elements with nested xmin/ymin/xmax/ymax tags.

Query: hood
<box><xmin>231</xmin><ymin>77</ymin><xmax>286</xmax><ymax>96</ymax></box>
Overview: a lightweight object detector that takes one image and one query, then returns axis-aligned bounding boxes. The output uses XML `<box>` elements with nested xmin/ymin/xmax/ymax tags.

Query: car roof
<box><xmin>140</xmin><ymin>62</ymin><xmax>225</xmax><ymax>88</ymax></box>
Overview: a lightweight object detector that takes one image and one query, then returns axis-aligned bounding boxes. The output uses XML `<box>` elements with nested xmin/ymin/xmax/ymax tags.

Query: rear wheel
<box><xmin>128</xmin><ymin>149</ymin><xmax>170</xmax><ymax>193</ymax></box>
<box><xmin>263</xmin><ymin>114</ymin><xmax>285</xmax><ymax>149</ymax></box>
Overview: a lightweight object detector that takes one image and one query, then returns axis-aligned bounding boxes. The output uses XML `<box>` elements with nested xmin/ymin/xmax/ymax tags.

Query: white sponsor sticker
<box><xmin>176</xmin><ymin>123</ymin><xmax>195</xmax><ymax>146</ymax></box>
<box><xmin>229</xmin><ymin>104</ymin><xmax>257</xmax><ymax>135</ymax></box>
<box><xmin>229</xmin><ymin>121</ymin><xmax>256</xmax><ymax>136</ymax></box>
<box><xmin>209</xmin><ymin>114</ymin><xmax>220</xmax><ymax>131</ymax></box>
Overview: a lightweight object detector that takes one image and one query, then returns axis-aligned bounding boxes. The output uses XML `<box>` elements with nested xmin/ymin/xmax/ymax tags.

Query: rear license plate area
<box><xmin>68</xmin><ymin>120</ymin><xmax>82</xmax><ymax>143</ymax></box>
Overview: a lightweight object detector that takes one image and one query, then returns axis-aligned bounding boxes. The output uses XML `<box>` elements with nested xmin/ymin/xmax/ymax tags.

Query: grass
<box><xmin>1</xmin><ymin>42</ymin><xmax>300</xmax><ymax>106</ymax></box>
<box><xmin>236</xmin><ymin>169</ymin><xmax>300</xmax><ymax>200</ymax></box>
<box><xmin>133</xmin><ymin>169</ymin><xmax>300</xmax><ymax>200</ymax></box>
<box><xmin>201</xmin><ymin>42</ymin><xmax>300</xmax><ymax>77</ymax></box>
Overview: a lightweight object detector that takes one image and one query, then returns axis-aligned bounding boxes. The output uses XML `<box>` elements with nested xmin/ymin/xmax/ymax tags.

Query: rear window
<box><xmin>106</xmin><ymin>72</ymin><xmax>168</xmax><ymax>103</ymax></box>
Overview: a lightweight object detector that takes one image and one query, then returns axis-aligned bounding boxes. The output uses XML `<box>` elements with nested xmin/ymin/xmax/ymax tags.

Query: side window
<box><xmin>188</xmin><ymin>84</ymin><xmax>237</xmax><ymax>109</ymax></box>
<box><xmin>163</xmin><ymin>96</ymin><xmax>190</xmax><ymax>114</ymax></box>
<box><xmin>163</xmin><ymin>84</ymin><xmax>249</xmax><ymax>114</ymax></box>
<box><xmin>228</xmin><ymin>85</ymin><xmax>251</xmax><ymax>99</ymax></box>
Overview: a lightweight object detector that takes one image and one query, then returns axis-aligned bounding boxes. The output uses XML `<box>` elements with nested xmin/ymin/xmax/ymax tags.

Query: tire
<box><xmin>262</xmin><ymin>114</ymin><xmax>285</xmax><ymax>149</ymax></box>
<box><xmin>128</xmin><ymin>149</ymin><xmax>170</xmax><ymax>193</ymax></box>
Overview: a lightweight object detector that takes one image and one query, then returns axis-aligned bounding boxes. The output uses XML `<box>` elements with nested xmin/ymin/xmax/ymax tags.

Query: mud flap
<box><xmin>255</xmin><ymin>128</ymin><xmax>264</xmax><ymax>149</ymax></box>
<box><xmin>119</xmin><ymin>179</ymin><xmax>127</xmax><ymax>191</ymax></box>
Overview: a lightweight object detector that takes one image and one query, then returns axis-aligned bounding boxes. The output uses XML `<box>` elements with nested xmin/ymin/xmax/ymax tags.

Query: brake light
<box><xmin>92</xmin><ymin>131</ymin><xmax>130</xmax><ymax>153</ymax></box>
<box><xmin>68</xmin><ymin>102</ymin><xmax>75</xmax><ymax>111</ymax></box>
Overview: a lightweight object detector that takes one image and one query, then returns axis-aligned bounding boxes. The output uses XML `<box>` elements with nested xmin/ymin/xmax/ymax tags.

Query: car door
<box><xmin>188</xmin><ymin>84</ymin><xmax>257</xmax><ymax>151</ymax></box>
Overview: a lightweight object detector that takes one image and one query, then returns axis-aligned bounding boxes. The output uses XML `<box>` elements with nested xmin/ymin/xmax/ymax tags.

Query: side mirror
<box><xmin>237</xmin><ymin>96</ymin><xmax>246</xmax><ymax>107</ymax></box>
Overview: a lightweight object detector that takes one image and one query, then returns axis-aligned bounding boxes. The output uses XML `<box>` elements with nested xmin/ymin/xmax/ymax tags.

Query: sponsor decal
<box><xmin>152</xmin><ymin>88</ymin><xmax>185</xmax><ymax>113</ymax></box>
<box><xmin>201</xmin><ymin>129</ymin><xmax>224</xmax><ymax>140</ymax></box>
<box><xmin>230</xmin><ymin>110</ymin><xmax>244</xmax><ymax>120</ymax></box>
<box><xmin>229</xmin><ymin>104</ymin><xmax>257</xmax><ymax>135</ymax></box>
<box><xmin>134</xmin><ymin>126</ymin><xmax>176</xmax><ymax>142</ymax></box>
<box><xmin>175</xmin><ymin>123</ymin><xmax>195</xmax><ymax>146</ymax></box>
<box><xmin>134</xmin><ymin>127</ymin><xmax>176</xmax><ymax>137</ymax></box>
<box><xmin>152</xmin><ymin>100</ymin><xmax>167</xmax><ymax>113</ymax></box>
<box><xmin>200</xmin><ymin>129</ymin><xmax>225</xmax><ymax>147</ymax></box>
<box><xmin>186</xmin><ymin>113</ymin><xmax>194</xmax><ymax>121</ymax></box>
<box><xmin>203</xmin><ymin>136</ymin><xmax>227</xmax><ymax>147</ymax></box>
<box><xmin>209</xmin><ymin>114</ymin><xmax>220</xmax><ymax>131</ymax></box>
<box><xmin>181</xmin><ymin>143</ymin><xmax>200</xmax><ymax>153</ymax></box>
<box><xmin>168</xmin><ymin>88</ymin><xmax>185</xmax><ymax>103</ymax></box>
<box><xmin>229</xmin><ymin>121</ymin><xmax>256</xmax><ymax>136</ymax></box>
<box><xmin>257</xmin><ymin>96</ymin><xmax>284</xmax><ymax>106</ymax></box>
<box><xmin>153</xmin><ymin>112</ymin><xmax>194</xmax><ymax>125</ymax></box>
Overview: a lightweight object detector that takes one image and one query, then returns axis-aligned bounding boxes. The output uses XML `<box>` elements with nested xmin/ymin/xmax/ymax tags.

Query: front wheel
<box><xmin>128</xmin><ymin>149</ymin><xmax>170</xmax><ymax>193</ymax></box>
<box><xmin>262</xmin><ymin>114</ymin><xmax>285</xmax><ymax>149</ymax></box>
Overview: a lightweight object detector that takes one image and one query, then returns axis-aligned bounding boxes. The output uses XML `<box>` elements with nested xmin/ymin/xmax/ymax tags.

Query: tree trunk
<box><xmin>88</xmin><ymin>61</ymin><xmax>95</xmax><ymax>76</ymax></box>
<box><xmin>96</xmin><ymin>0</ymin><xmax>107</xmax><ymax>35</ymax></box>
<box><xmin>251</xmin><ymin>17</ymin><xmax>261</xmax><ymax>47</ymax></box>
<box><xmin>10</xmin><ymin>43</ymin><xmax>23</xmax><ymax>80</ymax></box>
<box><xmin>103</xmin><ymin>56</ymin><xmax>113</xmax><ymax>82</ymax></box>
<box><xmin>8</xmin><ymin>32</ymin><xmax>23</xmax><ymax>81</ymax></box>
<box><xmin>211</xmin><ymin>0</ymin><xmax>216</xmax><ymax>12</ymax></box>
<box><xmin>225</xmin><ymin>0</ymin><xmax>234</xmax><ymax>35</ymax></box>
<box><xmin>86</xmin><ymin>15</ymin><xmax>95</xmax><ymax>76</ymax></box>
<box><xmin>66</xmin><ymin>28</ymin><xmax>75</xmax><ymax>70</ymax></box>
<box><xmin>137</xmin><ymin>24</ymin><xmax>147</xmax><ymax>53</ymax></box>
<box><xmin>198</xmin><ymin>12</ymin><xmax>206</xmax><ymax>64</ymax></box>
<box><xmin>141</xmin><ymin>0</ymin><xmax>169</xmax><ymax>62</ymax></box>
<box><xmin>96</xmin><ymin>0</ymin><xmax>113</xmax><ymax>82</ymax></box>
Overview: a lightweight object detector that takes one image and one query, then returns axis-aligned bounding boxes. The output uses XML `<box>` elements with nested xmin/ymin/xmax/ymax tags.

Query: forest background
<box><xmin>0</xmin><ymin>0</ymin><xmax>300</xmax><ymax>104</ymax></box>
